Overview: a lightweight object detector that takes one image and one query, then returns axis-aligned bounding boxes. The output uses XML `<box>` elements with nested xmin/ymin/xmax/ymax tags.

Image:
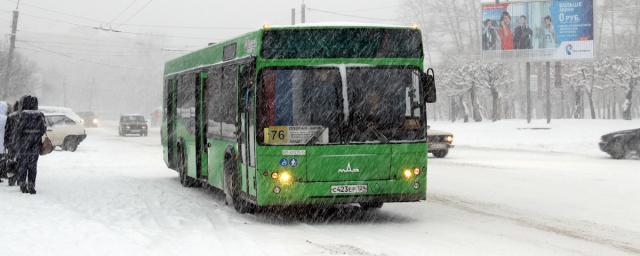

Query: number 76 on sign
<box><xmin>264</xmin><ymin>126</ymin><xmax>289</xmax><ymax>144</ymax></box>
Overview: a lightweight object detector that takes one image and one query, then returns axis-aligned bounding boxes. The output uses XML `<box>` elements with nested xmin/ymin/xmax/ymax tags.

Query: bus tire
<box><xmin>360</xmin><ymin>202</ymin><xmax>384</xmax><ymax>210</ymax></box>
<box><xmin>432</xmin><ymin>150</ymin><xmax>448</xmax><ymax>158</ymax></box>
<box><xmin>178</xmin><ymin>143</ymin><xmax>197</xmax><ymax>187</ymax></box>
<box><xmin>224</xmin><ymin>153</ymin><xmax>254</xmax><ymax>214</ymax></box>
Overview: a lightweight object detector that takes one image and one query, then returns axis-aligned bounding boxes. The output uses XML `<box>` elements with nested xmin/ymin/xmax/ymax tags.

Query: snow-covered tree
<box><xmin>600</xmin><ymin>56</ymin><xmax>640</xmax><ymax>120</ymax></box>
<box><xmin>0</xmin><ymin>52</ymin><xmax>39</xmax><ymax>101</ymax></box>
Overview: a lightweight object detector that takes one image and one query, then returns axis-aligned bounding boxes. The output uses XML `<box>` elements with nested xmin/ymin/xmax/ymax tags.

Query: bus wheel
<box><xmin>224</xmin><ymin>157</ymin><xmax>254</xmax><ymax>214</ymax></box>
<box><xmin>360</xmin><ymin>202</ymin><xmax>384</xmax><ymax>210</ymax></box>
<box><xmin>178</xmin><ymin>146</ymin><xmax>197</xmax><ymax>187</ymax></box>
<box><xmin>432</xmin><ymin>150</ymin><xmax>449</xmax><ymax>158</ymax></box>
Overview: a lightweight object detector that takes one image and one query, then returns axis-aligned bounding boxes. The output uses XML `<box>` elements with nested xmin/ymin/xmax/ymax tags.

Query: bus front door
<box><xmin>195</xmin><ymin>72</ymin><xmax>208</xmax><ymax>180</ymax></box>
<box><xmin>166</xmin><ymin>79</ymin><xmax>177</xmax><ymax>169</ymax></box>
<box><xmin>238</xmin><ymin>64</ymin><xmax>256</xmax><ymax>195</ymax></box>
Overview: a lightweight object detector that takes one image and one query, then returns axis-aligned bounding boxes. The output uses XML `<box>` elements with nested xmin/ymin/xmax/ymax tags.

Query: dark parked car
<box><xmin>77</xmin><ymin>111</ymin><xmax>98</xmax><ymax>127</ymax></box>
<box><xmin>599</xmin><ymin>128</ymin><xmax>640</xmax><ymax>159</ymax></box>
<box><xmin>119</xmin><ymin>115</ymin><xmax>148</xmax><ymax>136</ymax></box>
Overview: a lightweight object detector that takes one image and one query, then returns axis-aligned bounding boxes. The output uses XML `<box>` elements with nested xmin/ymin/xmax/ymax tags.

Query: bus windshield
<box><xmin>258</xmin><ymin>66</ymin><xmax>425</xmax><ymax>145</ymax></box>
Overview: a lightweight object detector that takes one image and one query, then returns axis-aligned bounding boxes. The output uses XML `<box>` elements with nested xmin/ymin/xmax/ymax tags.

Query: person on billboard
<box><xmin>514</xmin><ymin>15</ymin><xmax>533</xmax><ymax>49</ymax></box>
<box><xmin>498</xmin><ymin>11</ymin><xmax>513</xmax><ymax>50</ymax></box>
<box><xmin>482</xmin><ymin>19</ymin><xmax>498</xmax><ymax>50</ymax></box>
<box><xmin>542</xmin><ymin>16</ymin><xmax>557</xmax><ymax>48</ymax></box>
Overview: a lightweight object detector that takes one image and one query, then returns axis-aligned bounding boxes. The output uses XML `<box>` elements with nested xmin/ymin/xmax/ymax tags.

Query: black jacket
<box><xmin>4</xmin><ymin>112</ymin><xmax>18</xmax><ymax>155</ymax></box>
<box><xmin>15</xmin><ymin>96</ymin><xmax>47</xmax><ymax>155</ymax></box>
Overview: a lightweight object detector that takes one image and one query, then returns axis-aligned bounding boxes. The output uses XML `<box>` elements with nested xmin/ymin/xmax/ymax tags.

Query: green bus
<box><xmin>162</xmin><ymin>24</ymin><xmax>437</xmax><ymax>213</ymax></box>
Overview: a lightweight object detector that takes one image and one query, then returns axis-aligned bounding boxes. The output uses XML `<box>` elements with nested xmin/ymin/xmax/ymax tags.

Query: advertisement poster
<box><xmin>481</xmin><ymin>0</ymin><xmax>594</xmax><ymax>61</ymax></box>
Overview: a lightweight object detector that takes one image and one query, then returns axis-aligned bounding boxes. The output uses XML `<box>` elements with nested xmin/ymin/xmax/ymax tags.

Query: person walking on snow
<box><xmin>15</xmin><ymin>95</ymin><xmax>47</xmax><ymax>194</ymax></box>
<box><xmin>4</xmin><ymin>100</ymin><xmax>20</xmax><ymax>186</ymax></box>
<box><xmin>0</xmin><ymin>102</ymin><xmax>7</xmax><ymax>183</ymax></box>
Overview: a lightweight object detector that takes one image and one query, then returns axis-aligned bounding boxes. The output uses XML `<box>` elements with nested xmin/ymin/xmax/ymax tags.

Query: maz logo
<box><xmin>338</xmin><ymin>163</ymin><xmax>360</xmax><ymax>173</ymax></box>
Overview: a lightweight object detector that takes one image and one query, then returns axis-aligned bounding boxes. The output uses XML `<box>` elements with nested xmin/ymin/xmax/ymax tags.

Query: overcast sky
<box><xmin>0</xmin><ymin>0</ymin><xmax>406</xmax><ymax>49</ymax></box>
<box><xmin>0</xmin><ymin>0</ymin><xmax>410</xmax><ymax>113</ymax></box>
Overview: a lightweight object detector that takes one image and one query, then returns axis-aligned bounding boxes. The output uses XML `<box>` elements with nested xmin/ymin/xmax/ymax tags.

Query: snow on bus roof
<box><xmin>268</xmin><ymin>22</ymin><xmax>416</xmax><ymax>29</ymax></box>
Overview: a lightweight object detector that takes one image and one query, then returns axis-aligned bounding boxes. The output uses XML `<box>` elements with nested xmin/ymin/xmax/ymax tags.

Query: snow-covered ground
<box><xmin>0</xmin><ymin>121</ymin><xmax>638</xmax><ymax>256</ymax></box>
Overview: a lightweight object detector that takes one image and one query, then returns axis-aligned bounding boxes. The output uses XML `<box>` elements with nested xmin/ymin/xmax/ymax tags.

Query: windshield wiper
<box><xmin>366</xmin><ymin>124</ymin><xmax>389</xmax><ymax>144</ymax></box>
<box><xmin>305</xmin><ymin>127</ymin><xmax>328</xmax><ymax>145</ymax></box>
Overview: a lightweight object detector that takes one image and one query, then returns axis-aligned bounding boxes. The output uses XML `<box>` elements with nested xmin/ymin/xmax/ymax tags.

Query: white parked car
<box><xmin>44</xmin><ymin>112</ymin><xmax>87</xmax><ymax>152</ymax></box>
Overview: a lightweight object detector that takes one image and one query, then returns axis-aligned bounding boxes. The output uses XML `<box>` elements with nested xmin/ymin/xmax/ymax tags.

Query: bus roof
<box><xmin>164</xmin><ymin>23</ymin><xmax>422</xmax><ymax>76</ymax></box>
<box><xmin>268</xmin><ymin>22</ymin><xmax>416</xmax><ymax>29</ymax></box>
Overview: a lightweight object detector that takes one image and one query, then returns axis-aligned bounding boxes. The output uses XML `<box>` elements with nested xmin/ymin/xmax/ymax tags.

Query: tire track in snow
<box><xmin>305</xmin><ymin>240</ymin><xmax>385</xmax><ymax>256</ymax></box>
<box><xmin>429</xmin><ymin>194</ymin><xmax>640</xmax><ymax>255</ymax></box>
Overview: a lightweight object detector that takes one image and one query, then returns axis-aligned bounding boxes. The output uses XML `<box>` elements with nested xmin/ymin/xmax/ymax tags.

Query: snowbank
<box><xmin>430</xmin><ymin>119</ymin><xmax>640</xmax><ymax>156</ymax></box>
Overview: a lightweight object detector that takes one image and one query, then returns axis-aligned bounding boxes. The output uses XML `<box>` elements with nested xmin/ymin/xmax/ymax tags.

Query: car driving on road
<box><xmin>77</xmin><ymin>111</ymin><xmax>99</xmax><ymax>127</ymax></box>
<box><xmin>44</xmin><ymin>112</ymin><xmax>87</xmax><ymax>152</ymax></box>
<box><xmin>427</xmin><ymin>128</ymin><xmax>454</xmax><ymax>158</ymax></box>
<box><xmin>119</xmin><ymin>114</ymin><xmax>148</xmax><ymax>136</ymax></box>
<box><xmin>599</xmin><ymin>128</ymin><xmax>640</xmax><ymax>159</ymax></box>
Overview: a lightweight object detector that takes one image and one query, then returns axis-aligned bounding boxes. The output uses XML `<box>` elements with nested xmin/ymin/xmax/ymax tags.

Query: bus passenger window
<box><xmin>177</xmin><ymin>74</ymin><xmax>196</xmax><ymax>134</ymax></box>
<box><xmin>221</xmin><ymin>65</ymin><xmax>237</xmax><ymax>138</ymax></box>
<box><xmin>207</xmin><ymin>67</ymin><xmax>222</xmax><ymax>137</ymax></box>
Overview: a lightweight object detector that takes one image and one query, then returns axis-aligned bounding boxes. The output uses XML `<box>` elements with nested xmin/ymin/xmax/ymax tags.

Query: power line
<box><xmin>16</xmin><ymin>39</ymin><xmax>196</xmax><ymax>53</ymax></box>
<box><xmin>119</xmin><ymin>0</ymin><xmax>154</xmax><ymax>25</ymax></box>
<box><xmin>16</xmin><ymin>12</ymin><xmax>220</xmax><ymax>41</ymax></box>
<box><xmin>343</xmin><ymin>5</ymin><xmax>404</xmax><ymax>13</ymax></box>
<box><xmin>19</xmin><ymin>12</ymin><xmax>92</xmax><ymax>27</ymax></box>
<box><xmin>18</xmin><ymin>42</ymin><xmax>155</xmax><ymax>70</ymax></box>
<box><xmin>113</xmin><ymin>23</ymin><xmax>253</xmax><ymax>31</ymax></box>
<box><xmin>306</xmin><ymin>7</ymin><xmax>402</xmax><ymax>23</ymax></box>
<box><xmin>108</xmin><ymin>0</ymin><xmax>139</xmax><ymax>24</ymax></box>
<box><xmin>3</xmin><ymin>0</ymin><xmax>105</xmax><ymax>23</ymax></box>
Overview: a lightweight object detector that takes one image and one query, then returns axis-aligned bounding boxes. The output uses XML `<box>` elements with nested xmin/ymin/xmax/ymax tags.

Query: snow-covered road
<box><xmin>1</xmin><ymin>127</ymin><xmax>638</xmax><ymax>256</ymax></box>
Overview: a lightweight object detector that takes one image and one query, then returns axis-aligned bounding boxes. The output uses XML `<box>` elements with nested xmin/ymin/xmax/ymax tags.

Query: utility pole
<box><xmin>62</xmin><ymin>76</ymin><xmax>67</xmax><ymax>107</ymax></box>
<box><xmin>2</xmin><ymin>0</ymin><xmax>20</xmax><ymax>98</ymax></box>
<box><xmin>301</xmin><ymin>2</ymin><xmax>306</xmax><ymax>23</ymax></box>
<box><xmin>89</xmin><ymin>77</ymin><xmax>95</xmax><ymax>111</ymax></box>
<box><xmin>291</xmin><ymin>8</ymin><xmax>296</xmax><ymax>25</ymax></box>
<box><xmin>545</xmin><ymin>62</ymin><xmax>551</xmax><ymax>124</ymax></box>
<box><xmin>555</xmin><ymin>62</ymin><xmax>563</xmax><ymax>118</ymax></box>
<box><xmin>526</xmin><ymin>62</ymin><xmax>532</xmax><ymax>124</ymax></box>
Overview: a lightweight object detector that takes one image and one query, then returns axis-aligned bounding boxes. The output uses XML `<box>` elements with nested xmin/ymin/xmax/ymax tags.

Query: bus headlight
<box><xmin>403</xmin><ymin>169</ymin><xmax>413</xmax><ymax>179</ymax></box>
<box><xmin>413</xmin><ymin>168</ymin><xmax>421</xmax><ymax>175</ymax></box>
<box><xmin>279</xmin><ymin>171</ymin><xmax>292</xmax><ymax>184</ymax></box>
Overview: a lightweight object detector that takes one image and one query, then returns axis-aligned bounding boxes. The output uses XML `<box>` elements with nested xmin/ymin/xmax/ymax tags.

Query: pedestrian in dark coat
<box><xmin>15</xmin><ymin>95</ymin><xmax>47</xmax><ymax>194</ymax></box>
<box><xmin>4</xmin><ymin>100</ymin><xmax>20</xmax><ymax>186</ymax></box>
<box><xmin>0</xmin><ymin>101</ymin><xmax>7</xmax><ymax>183</ymax></box>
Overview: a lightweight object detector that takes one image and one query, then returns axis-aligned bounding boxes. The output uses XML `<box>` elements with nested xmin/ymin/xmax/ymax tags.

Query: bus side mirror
<box><xmin>421</xmin><ymin>68</ymin><xmax>437</xmax><ymax>103</ymax></box>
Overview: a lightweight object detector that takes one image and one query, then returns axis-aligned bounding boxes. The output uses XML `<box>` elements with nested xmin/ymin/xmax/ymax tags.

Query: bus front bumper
<box><xmin>257</xmin><ymin>179</ymin><xmax>426</xmax><ymax>206</ymax></box>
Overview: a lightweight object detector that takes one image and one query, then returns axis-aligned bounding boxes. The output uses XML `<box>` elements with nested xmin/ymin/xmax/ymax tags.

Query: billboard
<box><xmin>481</xmin><ymin>0</ymin><xmax>594</xmax><ymax>61</ymax></box>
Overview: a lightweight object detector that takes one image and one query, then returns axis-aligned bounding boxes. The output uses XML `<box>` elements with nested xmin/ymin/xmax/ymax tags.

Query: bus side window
<box><xmin>208</xmin><ymin>67</ymin><xmax>222</xmax><ymax>138</ymax></box>
<box><xmin>221</xmin><ymin>65</ymin><xmax>238</xmax><ymax>139</ymax></box>
<box><xmin>177</xmin><ymin>74</ymin><xmax>196</xmax><ymax>134</ymax></box>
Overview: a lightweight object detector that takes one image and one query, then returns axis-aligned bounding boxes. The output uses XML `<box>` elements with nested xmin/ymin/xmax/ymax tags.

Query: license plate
<box><xmin>330</xmin><ymin>185</ymin><xmax>368</xmax><ymax>194</ymax></box>
<box><xmin>429</xmin><ymin>143</ymin><xmax>447</xmax><ymax>150</ymax></box>
<box><xmin>130</xmin><ymin>129</ymin><xmax>140</xmax><ymax>132</ymax></box>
